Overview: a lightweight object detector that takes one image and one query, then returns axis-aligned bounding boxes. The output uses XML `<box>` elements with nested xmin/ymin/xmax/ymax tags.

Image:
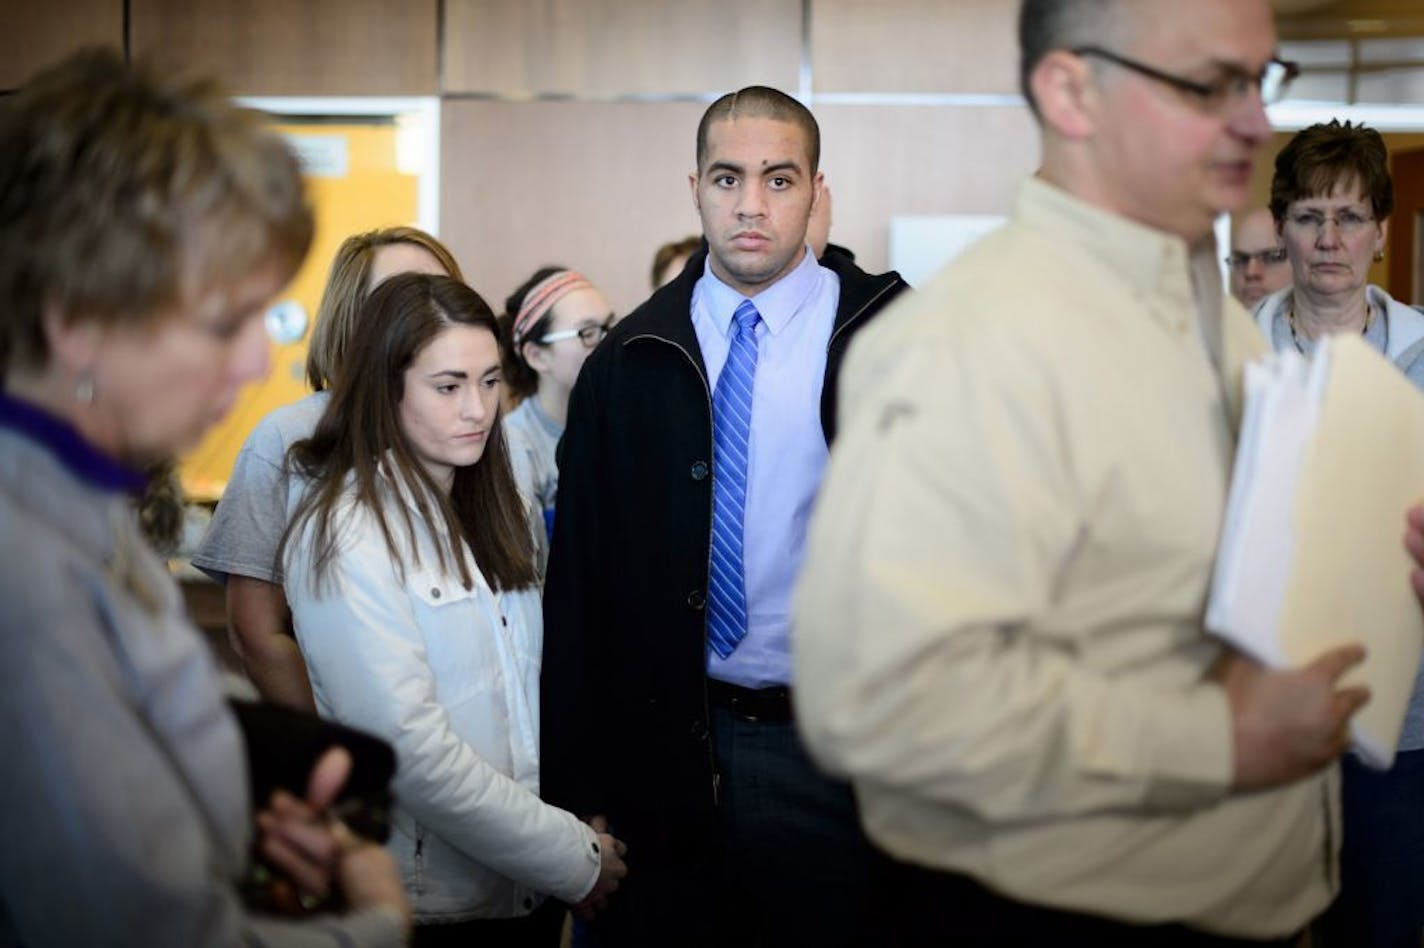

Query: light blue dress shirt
<box><xmin>692</xmin><ymin>248</ymin><xmax>841</xmax><ymax>688</ymax></box>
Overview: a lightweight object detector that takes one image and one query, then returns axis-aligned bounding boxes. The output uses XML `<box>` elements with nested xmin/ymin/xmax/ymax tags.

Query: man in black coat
<box><xmin>540</xmin><ymin>85</ymin><xmax>908</xmax><ymax>947</ymax></box>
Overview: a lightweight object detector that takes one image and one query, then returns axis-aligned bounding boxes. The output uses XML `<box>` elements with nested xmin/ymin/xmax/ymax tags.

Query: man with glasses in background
<box><xmin>1229</xmin><ymin>207</ymin><xmax>1293</xmax><ymax>307</ymax></box>
<box><xmin>792</xmin><ymin>1</ymin><xmax>1385</xmax><ymax>944</ymax></box>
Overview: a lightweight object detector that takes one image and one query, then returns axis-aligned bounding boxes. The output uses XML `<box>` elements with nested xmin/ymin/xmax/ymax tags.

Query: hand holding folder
<box><xmin>1207</xmin><ymin>334</ymin><xmax>1424</xmax><ymax>770</ymax></box>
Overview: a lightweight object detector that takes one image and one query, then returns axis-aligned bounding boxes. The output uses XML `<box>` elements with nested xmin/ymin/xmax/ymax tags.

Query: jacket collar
<box><xmin>0</xmin><ymin>390</ymin><xmax>148</xmax><ymax>495</ymax></box>
<box><xmin>820</xmin><ymin>245</ymin><xmax>908</xmax><ymax>338</ymax></box>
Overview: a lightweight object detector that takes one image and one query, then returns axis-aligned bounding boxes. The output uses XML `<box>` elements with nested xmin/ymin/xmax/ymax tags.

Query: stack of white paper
<box><xmin>1206</xmin><ymin>334</ymin><xmax>1424</xmax><ymax>769</ymax></box>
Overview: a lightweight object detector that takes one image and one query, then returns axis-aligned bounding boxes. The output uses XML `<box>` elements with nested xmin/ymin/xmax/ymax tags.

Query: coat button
<box><xmin>690</xmin><ymin>460</ymin><xmax>709</xmax><ymax>480</ymax></box>
<box><xmin>689</xmin><ymin>719</ymin><xmax>709</xmax><ymax>741</ymax></box>
<box><xmin>686</xmin><ymin>589</ymin><xmax>705</xmax><ymax>610</ymax></box>
<box><xmin>523</xmin><ymin>897</ymin><xmax>534</xmax><ymax>910</ymax></box>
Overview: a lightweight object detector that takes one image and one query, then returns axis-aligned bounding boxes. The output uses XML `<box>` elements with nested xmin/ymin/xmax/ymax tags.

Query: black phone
<box><xmin>227</xmin><ymin>699</ymin><xmax>396</xmax><ymax>844</ymax></box>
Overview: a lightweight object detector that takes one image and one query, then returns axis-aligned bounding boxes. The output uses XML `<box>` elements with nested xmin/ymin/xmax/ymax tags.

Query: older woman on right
<box><xmin>1254</xmin><ymin>119</ymin><xmax>1424</xmax><ymax>948</ymax></box>
<box><xmin>1254</xmin><ymin>121</ymin><xmax>1424</xmax><ymax>375</ymax></box>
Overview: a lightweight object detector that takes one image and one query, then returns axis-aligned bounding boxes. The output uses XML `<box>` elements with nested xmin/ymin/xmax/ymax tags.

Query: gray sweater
<box><xmin>0</xmin><ymin>419</ymin><xmax>402</xmax><ymax>948</ymax></box>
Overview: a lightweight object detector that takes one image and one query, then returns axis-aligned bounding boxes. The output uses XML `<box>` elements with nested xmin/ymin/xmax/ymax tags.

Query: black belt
<box><xmin>707</xmin><ymin>679</ymin><xmax>793</xmax><ymax>723</ymax></box>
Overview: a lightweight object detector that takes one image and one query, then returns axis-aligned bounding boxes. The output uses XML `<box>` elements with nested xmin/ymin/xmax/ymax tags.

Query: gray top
<box><xmin>192</xmin><ymin>391</ymin><xmax>329</xmax><ymax>585</ymax></box>
<box><xmin>502</xmin><ymin>396</ymin><xmax>561</xmax><ymax>573</ymax></box>
<box><xmin>503</xmin><ymin>395</ymin><xmax>562</xmax><ymax>518</ymax></box>
<box><xmin>1255</xmin><ymin>283</ymin><xmax>1424</xmax><ymax>751</ymax></box>
<box><xmin>0</xmin><ymin>422</ymin><xmax>401</xmax><ymax>947</ymax></box>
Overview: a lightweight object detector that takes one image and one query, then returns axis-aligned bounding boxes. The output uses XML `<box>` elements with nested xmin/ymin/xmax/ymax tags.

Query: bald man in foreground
<box><xmin>793</xmin><ymin>1</ymin><xmax>1403</xmax><ymax>944</ymax></box>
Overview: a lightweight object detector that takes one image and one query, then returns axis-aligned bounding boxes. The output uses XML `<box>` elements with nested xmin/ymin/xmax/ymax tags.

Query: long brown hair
<box><xmin>283</xmin><ymin>273</ymin><xmax>537</xmax><ymax>594</ymax></box>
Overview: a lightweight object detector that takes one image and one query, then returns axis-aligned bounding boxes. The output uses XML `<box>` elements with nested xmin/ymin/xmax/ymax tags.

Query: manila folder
<box><xmin>1279</xmin><ymin>333</ymin><xmax>1424</xmax><ymax>768</ymax></box>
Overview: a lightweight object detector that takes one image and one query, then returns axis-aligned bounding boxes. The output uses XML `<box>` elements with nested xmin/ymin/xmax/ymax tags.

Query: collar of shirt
<box><xmin>0</xmin><ymin>389</ymin><xmax>148</xmax><ymax>495</ymax></box>
<box><xmin>1016</xmin><ymin>175</ymin><xmax>1228</xmax><ymax>366</ymax></box>
<box><xmin>694</xmin><ymin>244</ymin><xmax>824</xmax><ymax>339</ymax></box>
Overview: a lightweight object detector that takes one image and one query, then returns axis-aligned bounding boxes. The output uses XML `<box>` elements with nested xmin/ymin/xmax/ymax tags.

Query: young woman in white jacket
<box><xmin>282</xmin><ymin>273</ymin><xmax>627</xmax><ymax>947</ymax></box>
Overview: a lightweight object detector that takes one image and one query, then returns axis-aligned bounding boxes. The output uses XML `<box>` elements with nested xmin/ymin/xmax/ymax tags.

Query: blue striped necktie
<box><xmin>707</xmin><ymin>299</ymin><xmax>760</xmax><ymax>660</ymax></box>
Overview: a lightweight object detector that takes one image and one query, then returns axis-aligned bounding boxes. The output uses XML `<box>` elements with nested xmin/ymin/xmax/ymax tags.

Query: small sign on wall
<box><xmin>282</xmin><ymin>133</ymin><xmax>350</xmax><ymax>178</ymax></box>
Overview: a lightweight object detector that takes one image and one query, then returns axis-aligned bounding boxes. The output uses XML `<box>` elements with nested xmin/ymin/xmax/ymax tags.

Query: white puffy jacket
<box><xmin>285</xmin><ymin>472</ymin><xmax>600</xmax><ymax>922</ymax></box>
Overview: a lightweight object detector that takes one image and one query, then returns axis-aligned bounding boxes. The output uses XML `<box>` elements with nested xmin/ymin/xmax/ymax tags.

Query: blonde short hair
<box><xmin>305</xmin><ymin>227</ymin><xmax>462</xmax><ymax>391</ymax></box>
<box><xmin>0</xmin><ymin>48</ymin><xmax>313</xmax><ymax>370</ymax></box>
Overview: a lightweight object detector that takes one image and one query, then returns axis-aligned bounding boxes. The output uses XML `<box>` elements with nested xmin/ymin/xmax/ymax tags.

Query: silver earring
<box><xmin>75</xmin><ymin>372</ymin><xmax>94</xmax><ymax>406</ymax></box>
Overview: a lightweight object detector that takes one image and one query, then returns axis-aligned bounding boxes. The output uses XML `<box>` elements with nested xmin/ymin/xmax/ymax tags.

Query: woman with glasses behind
<box><xmin>1254</xmin><ymin>121</ymin><xmax>1424</xmax><ymax>382</ymax></box>
<box><xmin>1254</xmin><ymin>120</ymin><xmax>1424</xmax><ymax>948</ymax></box>
<box><xmin>499</xmin><ymin>267</ymin><xmax>615</xmax><ymax>560</ymax></box>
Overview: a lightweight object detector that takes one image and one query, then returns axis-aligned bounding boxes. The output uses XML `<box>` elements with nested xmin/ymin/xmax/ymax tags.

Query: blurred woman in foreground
<box><xmin>0</xmin><ymin>49</ymin><xmax>408</xmax><ymax>946</ymax></box>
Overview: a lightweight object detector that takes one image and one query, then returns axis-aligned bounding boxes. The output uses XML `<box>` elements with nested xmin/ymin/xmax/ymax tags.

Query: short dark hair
<box><xmin>1269</xmin><ymin>120</ymin><xmax>1394</xmax><ymax>223</ymax></box>
<box><xmin>1018</xmin><ymin>0</ymin><xmax>1125</xmax><ymax>119</ymax></box>
<box><xmin>696</xmin><ymin>86</ymin><xmax>820</xmax><ymax>174</ymax></box>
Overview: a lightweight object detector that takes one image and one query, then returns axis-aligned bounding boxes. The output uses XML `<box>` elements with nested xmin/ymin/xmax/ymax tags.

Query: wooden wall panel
<box><xmin>443</xmin><ymin>0</ymin><xmax>801</xmax><ymax>96</ymax></box>
<box><xmin>440</xmin><ymin>100</ymin><xmax>1040</xmax><ymax>316</ymax></box>
<box><xmin>815</xmin><ymin>105</ymin><xmax>1040</xmax><ymax>275</ymax></box>
<box><xmin>811</xmin><ymin>0</ymin><xmax>1020</xmax><ymax>95</ymax></box>
<box><xmin>441</xmin><ymin>100</ymin><xmax>707</xmax><ymax>318</ymax></box>
<box><xmin>0</xmin><ymin>0</ymin><xmax>123</xmax><ymax>90</ymax></box>
<box><xmin>130</xmin><ymin>0</ymin><xmax>438</xmax><ymax>95</ymax></box>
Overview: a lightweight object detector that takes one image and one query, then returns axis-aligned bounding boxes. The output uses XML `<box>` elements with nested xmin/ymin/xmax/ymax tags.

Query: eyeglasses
<box><xmin>539</xmin><ymin>315</ymin><xmax>614</xmax><ymax>349</ymax></box>
<box><xmin>1226</xmin><ymin>248</ymin><xmax>1289</xmax><ymax>269</ymax></box>
<box><xmin>1282</xmin><ymin>209</ymin><xmax>1376</xmax><ymax>237</ymax></box>
<box><xmin>1072</xmin><ymin>46</ymin><xmax>1299</xmax><ymax>115</ymax></box>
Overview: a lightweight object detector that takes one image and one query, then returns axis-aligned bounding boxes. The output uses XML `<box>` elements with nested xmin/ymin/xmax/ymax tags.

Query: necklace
<box><xmin>1286</xmin><ymin>298</ymin><xmax>1374</xmax><ymax>355</ymax></box>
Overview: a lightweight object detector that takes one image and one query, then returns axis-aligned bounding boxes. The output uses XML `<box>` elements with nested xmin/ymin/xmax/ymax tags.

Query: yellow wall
<box><xmin>178</xmin><ymin>123</ymin><xmax>421</xmax><ymax>500</ymax></box>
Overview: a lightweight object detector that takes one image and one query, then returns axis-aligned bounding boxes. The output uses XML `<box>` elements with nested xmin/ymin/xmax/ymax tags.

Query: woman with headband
<box><xmin>500</xmin><ymin>267</ymin><xmax>615</xmax><ymax>552</ymax></box>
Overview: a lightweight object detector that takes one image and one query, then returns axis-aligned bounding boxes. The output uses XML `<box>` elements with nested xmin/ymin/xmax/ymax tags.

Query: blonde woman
<box><xmin>193</xmin><ymin>227</ymin><xmax>459</xmax><ymax>709</ymax></box>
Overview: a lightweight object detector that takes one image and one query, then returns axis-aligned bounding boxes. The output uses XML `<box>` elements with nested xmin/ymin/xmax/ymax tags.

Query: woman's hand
<box><xmin>255</xmin><ymin>746</ymin><xmax>410</xmax><ymax>926</ymax></box>
<box><xmin>571</xmin><ymin>815</ymin><xmax>628</xmax><ymax>920</ymax></box>
<box><xmin>1406</xmin><ymin>503</ymin><xmax>1424</xmax><ymax>604</ymax></box>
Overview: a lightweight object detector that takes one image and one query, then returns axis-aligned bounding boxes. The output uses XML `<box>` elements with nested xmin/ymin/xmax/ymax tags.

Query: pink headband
<box><xmin>513</xmin><ymin>270</ymin><xmax>595</xmax><ymax>345</ymax></box>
